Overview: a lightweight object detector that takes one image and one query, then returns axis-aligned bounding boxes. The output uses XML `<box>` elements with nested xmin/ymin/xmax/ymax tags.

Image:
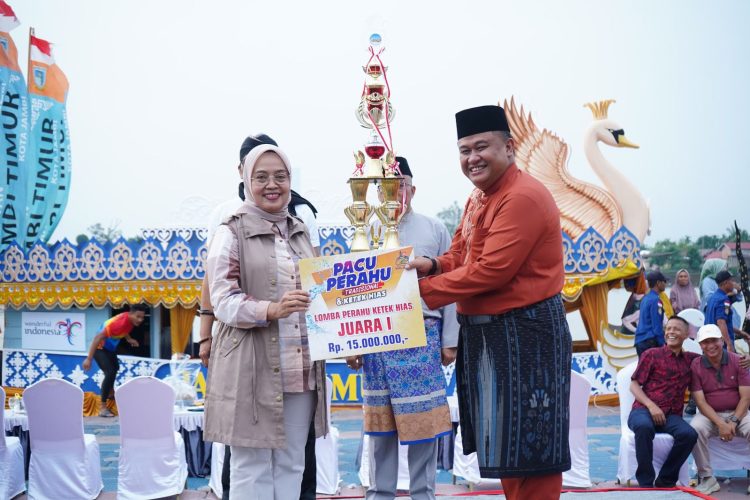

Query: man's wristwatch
<box><xmin>726</xmin><ymin>415</ymin><xmax>739</xmax><ymax>424</ymax></box>
<box><xmin>422</xmin><ymin>256</ymin><xmax>438</xmax><ymax>276</ymax></box>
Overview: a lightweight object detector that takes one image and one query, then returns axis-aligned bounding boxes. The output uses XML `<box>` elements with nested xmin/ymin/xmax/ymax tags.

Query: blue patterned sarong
<box><xmin>457</xmin><ymin>294</ymin><xmax>572</xmax><ymax>478</ymax></box>
<box><xmin>362</xmin><ymin>318</ymin><xmax>453</xmax><ymax>444</ymax></box>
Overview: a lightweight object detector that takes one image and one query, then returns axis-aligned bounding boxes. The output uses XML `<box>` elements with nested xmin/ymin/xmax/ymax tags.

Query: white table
<box><xmin>4</xmin><ymin>411</ymin><xmax>28</xmax><ymax>432</ymax></box>
<box><xmin>172</xmin><ymin>409</ymin><xmax>204</xmax><ymax>432</ymax></box>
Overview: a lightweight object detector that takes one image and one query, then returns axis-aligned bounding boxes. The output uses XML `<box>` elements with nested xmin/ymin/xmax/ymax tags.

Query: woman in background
<box><xmin>699</xmin><ymin>259</ymin><xmax>727</xmax><ymax>311</ymax></box>
<box><xmin>670</xmin><ymin>269</ymin><xmax>700</xmax><ymax>315</ymax></box>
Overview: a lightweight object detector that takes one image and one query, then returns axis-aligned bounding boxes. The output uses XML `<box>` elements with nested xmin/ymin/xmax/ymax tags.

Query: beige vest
<box><xmin>203</xmin><ymin>213</ymin><xmax>327</xmax><ymax>448</ymax></box>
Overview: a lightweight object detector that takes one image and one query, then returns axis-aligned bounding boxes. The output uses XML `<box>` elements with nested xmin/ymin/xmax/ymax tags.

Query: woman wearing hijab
<box><xmin>670</xmin><ymin>269</ymin><xmax>700</xmax><ymax>315</ymax></box>
<box><xmin>699</xmin><ymin>258</ymin><xmax>728</xmax><ymax>311</ymax></box>
<box><xmin>203</xmin><ymin>145</ymin><xmax>327</xmax><ymax>499</ymax></box>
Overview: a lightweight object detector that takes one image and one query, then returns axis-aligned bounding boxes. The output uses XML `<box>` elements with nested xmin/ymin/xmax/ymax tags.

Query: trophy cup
<box><xmin>344</xmin><ymin>178</ymin><xmax>374</xmax><ymax>252</ymax></box>
<box><xmin>345</xmin><ymin>33</ymin><xmax>404</xmax><ymax>252</ymax></box>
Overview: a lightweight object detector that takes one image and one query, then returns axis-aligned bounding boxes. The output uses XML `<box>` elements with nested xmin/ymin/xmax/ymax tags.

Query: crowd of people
<box><xmin>194</xmin><ymin>104</ymin><xmax>572</xmax><ymax>500</ymax></box>
<box><xmin>82</xmin><ymin>103</ymin><xmax>749</xmax><ymax>499</ymax></box>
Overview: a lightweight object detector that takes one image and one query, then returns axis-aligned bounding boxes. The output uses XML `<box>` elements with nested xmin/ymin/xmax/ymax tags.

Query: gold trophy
<box><xmin>345</xmin><ymin>33</ymin><xmax>403</xmax><ymax>252</ymax></box>
<box><xmin>344</xmin><ymin>178</ymin><xmax>375</xmax><ymax>252</ymax></box>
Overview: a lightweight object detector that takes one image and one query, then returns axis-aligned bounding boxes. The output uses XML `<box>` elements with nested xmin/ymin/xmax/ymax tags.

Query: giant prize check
<box><xmin>299</xmin><ymin>246</ymin><xmax>426</xmax><ymax>361</ymax></box>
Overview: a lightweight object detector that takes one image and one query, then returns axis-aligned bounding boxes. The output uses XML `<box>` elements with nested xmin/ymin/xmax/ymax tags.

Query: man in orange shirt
<box><xmin>82</xmin><ymin>304</ymin><xmax>147</xmax><ymax>417</ymax></box>
<box><xmin>410</xmin><ymin>105</ymin><xmax>572</xmax><ymax>500</ymax></box>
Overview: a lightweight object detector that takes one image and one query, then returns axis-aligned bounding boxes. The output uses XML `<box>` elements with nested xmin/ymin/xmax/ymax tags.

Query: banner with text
<box><xmin>300</xmin><ymin>246</ymin><xmax>426</xmax><ymax>361</ymax></box>
<box><xmin>23</xmin><ymin>32</ymin><xmax>70</xmax><ymax>248</ymax></box>
<box><xmin>0</xmin><ymin>2</ymin><xmax>27</xmax><ymax>253</ymax></box>
<box><xmin>21</xmin><ymin>311</ymin><xmax>86</xmax><ymax>352</ymax></box>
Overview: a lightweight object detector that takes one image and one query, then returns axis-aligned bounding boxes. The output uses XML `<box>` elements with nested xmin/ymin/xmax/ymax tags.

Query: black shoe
<box><xmin>654</xmin><ymin>478</ymin><xmax>676</xmax><ymax>488</ymax></box>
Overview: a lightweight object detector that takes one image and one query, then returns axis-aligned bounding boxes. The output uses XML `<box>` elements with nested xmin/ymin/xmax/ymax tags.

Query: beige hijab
<box><xmin>237</xmin><ymin>144</ymin><xmax>293</xmax><ymax>224</ymax></box>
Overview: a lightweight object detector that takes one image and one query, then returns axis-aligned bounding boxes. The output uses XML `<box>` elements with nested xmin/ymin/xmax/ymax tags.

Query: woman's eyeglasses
<box><xmin>251</xmin><ymin>173</ymin><xmax>290</xmax><ymax>185</ymax></box>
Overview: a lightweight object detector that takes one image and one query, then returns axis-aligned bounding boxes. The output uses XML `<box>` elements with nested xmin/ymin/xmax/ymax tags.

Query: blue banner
<box><xmin>23</xmin><ymin>34</ymin><xmax>70</xmax><ymax>249</ymax></box>
<box><xmin>0</xmin><ymin>28</ymin><xmax>27</xmax><ymax>253</ymax></box>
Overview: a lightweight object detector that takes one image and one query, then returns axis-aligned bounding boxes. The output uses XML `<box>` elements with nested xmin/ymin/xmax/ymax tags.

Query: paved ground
<box><xmin>12</xmin><ymin>405</ymin><xmax>750</xmax><ymax>499</ymax></box>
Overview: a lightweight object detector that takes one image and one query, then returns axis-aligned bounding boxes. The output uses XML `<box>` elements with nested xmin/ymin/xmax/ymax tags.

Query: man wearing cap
<box><xmin>348</xmin><ymin>157</ymin><xmax>459</xmax><ymax>500</ymax></box>
<box><xmin>409</xmin><ymin>105</ymin><xmax>571</xmax><ymax>499</ymax></box>
<box><xmin>197</xmin><ymin>133</ymin><xmax>320</xmax><ymax>500</ymax></box>
<box><xmin>704</xmin><ymin>270</ymin><xmax>748</xmax><ymax>353</ymax></box>
<box><xmin>634</xmin><ymin>271</ymin><xmax>668</xmax><ymax>357</ymax></box>
<box><xmin>628</xmin><ymin>316</ymin><xmax>699</xmax><ymax>487</ymax></box>
<box><xmin>689</xmin><ymin>324</ymin><xmax>750</xmax><ymax>495</ymax></box>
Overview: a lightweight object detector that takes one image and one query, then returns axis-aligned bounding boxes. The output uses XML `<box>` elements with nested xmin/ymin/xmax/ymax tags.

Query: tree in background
<box><xmin>436</xmin><ymin>201</ymin><xmax>463</xmax><ymax>236</ymax></box>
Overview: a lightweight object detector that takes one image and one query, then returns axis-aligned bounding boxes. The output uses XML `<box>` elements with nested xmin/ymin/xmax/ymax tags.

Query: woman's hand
<box><xmin>82</xmin><ymin>358</ymin><xmax>92</xmax><ymax>371</ymax></box>
<box><xmin>199</xmin><ymin>338</ymin><xmax>212</xmax><ymax>367</ymax></box>
<box><xmin>267</xmin><ymin>290</ymin><xmax>311</xmax><ymax>320</ymax></box>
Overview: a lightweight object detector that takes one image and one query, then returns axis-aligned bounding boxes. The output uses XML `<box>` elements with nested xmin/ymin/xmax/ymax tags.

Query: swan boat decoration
<box><xmin>505</xmin><ymin>97</ymin><xmax>650</xmax><ymax>371</ymax></box>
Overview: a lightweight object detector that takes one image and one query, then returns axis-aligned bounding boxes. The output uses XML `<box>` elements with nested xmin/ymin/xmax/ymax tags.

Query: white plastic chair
<box><xmin>452</xmin><ymin>371</ymin><xmax>592</xmax><ymax>488</ymax></box>
<box><xmin>115</xmin><ymin>376</ymin><xmax>187</xmax><ymax>499</ymax></box>
<box><xmin>616</xmin><ymin>362</ymin><xmax>690</xmax><ymax>486</ymax></box>
<box><xmin>563</xmin><ymin>371</ymin><xmax>593</xmax><ymax>487</ymax></box>
<box><xmin>23</xmin><ymin>378</ymin><xmax>103</xmax><ymax>499</ymax></box>
<box><xmin>0</xmin><ymin>387</ymin><xmax>25</xmax><ymax>499</ymax></box>
<box><xmin>316</xmin><ymin>376</ymin><xmax>341</xmax><ymax>494</ymax></box>
<box><xmin>678</xmin><ymin>308</ymin><xmax>705</xmax><ymax>328</ymax></box>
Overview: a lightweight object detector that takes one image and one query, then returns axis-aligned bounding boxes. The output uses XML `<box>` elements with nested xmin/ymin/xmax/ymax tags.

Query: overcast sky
<box><xmin>11</xmin><ymin>0</ymin><xmax>750</xmax><ymax>245</ymax></box>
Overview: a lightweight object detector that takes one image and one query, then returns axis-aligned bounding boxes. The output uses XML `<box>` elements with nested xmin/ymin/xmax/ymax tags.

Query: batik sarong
<box><xmin>457</xmin><ymin>294</ymin><xmax>572</xmax><ymax>478</ymax></box>
<box><xmin>362</xmin><ymin>318</ymin><xmax>453</xmax><ymax>444</ymax></box>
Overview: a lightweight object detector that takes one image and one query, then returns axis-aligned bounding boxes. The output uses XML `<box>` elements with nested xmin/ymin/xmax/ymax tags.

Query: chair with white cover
<box><xmin>563</xmin><ymin>371</ymin><xmax>592</xmax><ymax>488</ymax></box>
<box><xmin>616</xmin><ymin>362</ymin><xmax>690</xmax><ymax>486</ymax></box>
<box><xmin>452</xmin><ymin>370</ymin><xmax>591</xmax><ymax>489</ymax></box>
<box><xmin>115</xmin><ymin>376</ymin><xmax>187</xmax><ymax>499</ymax></box>
<box><xmin>0</xmin><ymin>387</ymin><xmax>25</xmax><ymax>499</ymax></box>
<box><xmin>358</xmin><ymin>433</ymin><xmax>411</xmax><ymax>490</ymax></box>
<box><xmin>23</xmin><ymin>378</ymin><xmax>103</xmax><ymax>499</ymax></box>
<box><xmin>316</xmin><ymin>376</ymin><xmax>341</xmax><ymax>494</ymax></box>
<box><xmin>208</xmin><ymin>442</ymin><xmax>225</xmax><ymax>499</ymax></box>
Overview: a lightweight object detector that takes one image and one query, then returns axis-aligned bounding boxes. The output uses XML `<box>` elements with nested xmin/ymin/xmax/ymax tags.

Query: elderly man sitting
<box><xmin>690</xmin><ymin>324</ymin><xmax>750</xmax><ymax>495</ymax></box>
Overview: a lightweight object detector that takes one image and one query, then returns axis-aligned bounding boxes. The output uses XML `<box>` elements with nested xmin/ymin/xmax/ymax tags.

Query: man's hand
<box><xmin>346</xmin><ymin>355</ymin><xmax>363</xmax><ymax>371</ymax></box>
<box><xmin>126</xmin><ymin>338</ymin><xmax>139</xmax><ymax>348</ymax></box>
<box><xmin>82</xmin><ymin>358</ymin><xmax>92</xmax><ymax>371</ymax></box>
<box><xmin>267</xmin><ymin>290</ymin><xmax>311</xmax><ymax>320</ymax></box>
<box><xmin>719</xmin><ymin>420</ymin><xmax>736</xmax><ymax>441</ymax></box>
<box><xmin>441</xmin><ymin>347</ymin><xmax>457</xmax><ymax>366</ymax></box>
<box><xmin>741</xmin><ymin>355</ymin><xmax>750</xmax><ymax>370</ymax></box>
<box><xmin>406</xmin><ymin>257</ymin><xmax>434</xmax><ymax>278</ymax></box>
<box><xmin>199</xmin><ymin>339</ymin><xmax>212</xmax><ymax>367</ymax></box>
<box><xmin>648</xmin><ymin>404</ymin><xmax>666</xmax><ymax>426</ymax></box>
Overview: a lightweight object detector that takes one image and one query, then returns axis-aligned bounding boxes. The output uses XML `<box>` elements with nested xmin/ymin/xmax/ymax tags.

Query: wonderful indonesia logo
<box><xmin>24</xmin><ymin>318</ymin><xmax>82</xmax><ymax>345</ymax></box>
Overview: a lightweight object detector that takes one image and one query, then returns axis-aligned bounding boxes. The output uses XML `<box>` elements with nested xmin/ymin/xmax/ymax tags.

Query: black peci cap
<box><xmin>455</xmin><ymin>105</ymin><xmax>510</xmax><ymax>140</ymax></box>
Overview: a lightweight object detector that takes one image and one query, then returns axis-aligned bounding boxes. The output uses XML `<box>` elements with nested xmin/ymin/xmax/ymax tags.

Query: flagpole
<box><xmin>27</xmin><ymin>26</ymin><xmax>33</xmax><ymax>89</ymax></box>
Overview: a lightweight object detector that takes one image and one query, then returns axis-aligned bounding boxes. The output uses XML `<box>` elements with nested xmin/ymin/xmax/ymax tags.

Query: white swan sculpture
<box><xmin>504</xmin><ymin>97</ymin><xmax>650</xmax><ymax>243</ymax></box>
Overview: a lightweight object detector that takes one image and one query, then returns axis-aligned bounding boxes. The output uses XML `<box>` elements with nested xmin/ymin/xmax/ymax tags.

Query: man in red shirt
<box><xmin>410</xmin><ymin>105</ymin><xmax>571</xmax><ymax>500</ymax></box>
<box><xmin>82</xmin><ymin>304</ymin><xmax>146</xmax><ymax>417</ymax></box>
<box><xmin>628</xmin><ymin>316</ymin><xmax>699</xmax><ymax>488</ymax></box>
<box><xmin>689</xmin><ymin>324</ymin><xmax>750</xmax><ymax>495</ymax></box>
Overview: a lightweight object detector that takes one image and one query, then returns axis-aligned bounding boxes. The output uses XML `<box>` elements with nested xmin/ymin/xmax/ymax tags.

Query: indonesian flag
<box><xmin>29</xmin><ymin>33</ymin><xmax>68</xmax><ymax>103</ymax></box>
<box><xmin>0</xmin><ymin>1</ymin><xmax>20</xmax><ymax>71</ymax></box>
<box><xmin>0</xmin><ymin>0</ymin><xmax>19</xmax><ymax>33</ymax></box>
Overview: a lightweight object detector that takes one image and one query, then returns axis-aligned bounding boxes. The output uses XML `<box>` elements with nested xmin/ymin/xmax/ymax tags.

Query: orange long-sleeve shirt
<box><xmin>420</xmin><ymin>164</ymin><xmax>564</xmax><ymax>315</ymax></box>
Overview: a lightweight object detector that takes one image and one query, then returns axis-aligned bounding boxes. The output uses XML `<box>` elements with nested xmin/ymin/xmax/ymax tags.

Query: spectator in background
<box><xmin>670</xmin><ymin>269</ymin><xmax>700</xmax><ymax>315</ymax></box>
<box><xmin>628</xmin><ymin>316</ymin><xmax>699</xmax><ymax>488</ymax></box>
<box><xmin>82</xmin><ymin>304</ymin><xmax>148</xmax><ymax>417</ymax></box>
<box><xmin>634</xmin><ymin>271</ymin><xmax>668</xmax><ymax>357</ymax></box>
<box><xmin>689</xmin><ymin>324</ymin><xmax>750</xmax><ymax>496</ymax></box>
<box><xmin>700</xmin><ymin>259</ymin><xmax>728</xmax><ymax>311</ymax></box>
<box><xmin>704</xmin><ymin>271</ymin><xmax>750</xmax><ymax>352</ymax></box>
